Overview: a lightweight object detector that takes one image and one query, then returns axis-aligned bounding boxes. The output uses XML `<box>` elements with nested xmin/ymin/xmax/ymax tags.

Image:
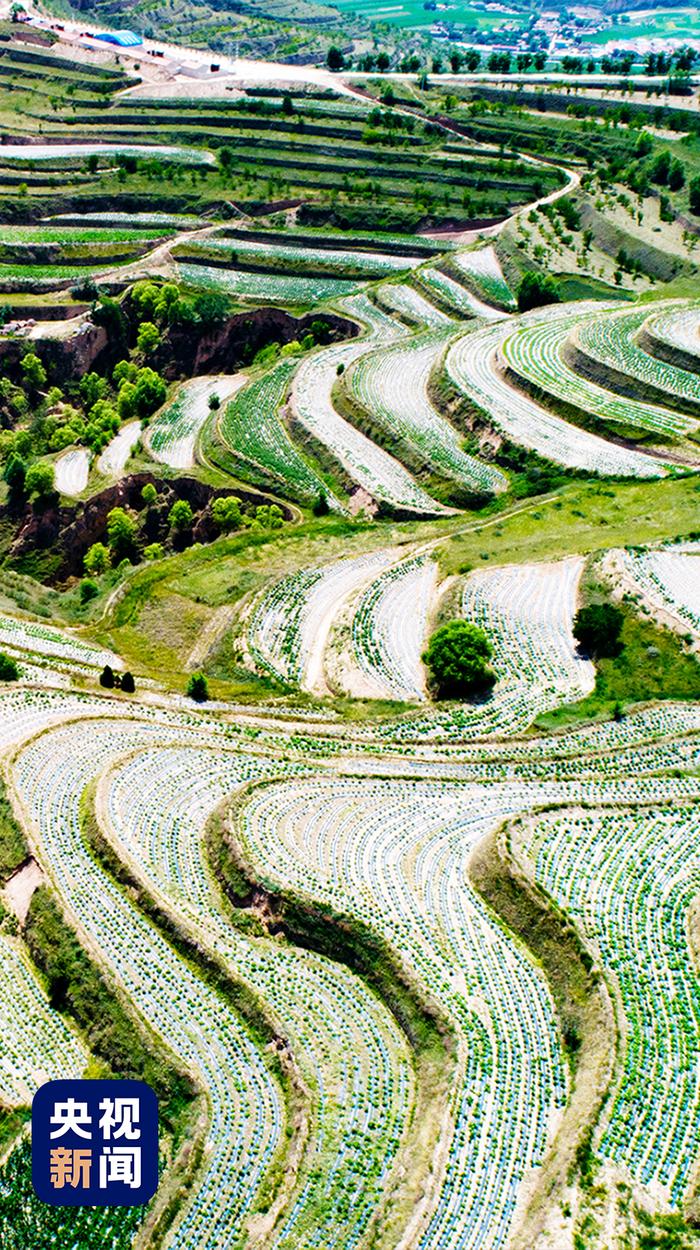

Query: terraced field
<box><xmin>445</xmin><ymin>304</ymin><xmax>672</xmax><ymax>477</ymax></box>
<box><xmin>2</xmin><ymin>30</ymin><xmax>700</xmax><ymax>1250</ymax></box>
<box><xmin>215</xmin><ymin>360</ymin><xmax>334</xmax><ymax>505</ymax></box>
<box><xmin>289</xmin><ymin>294</ymin><xmax>451</xmax><ymax>515</ymax></box>
<box><xmin>345</xmin><ymin>327</ymin><xmax>507</xmax><ymax>495</ymax></box>
<box><xmin>451</xmin><ymin>247</ymin><xmax>516</xmax><ymax>310</ymax></box>
<box><xmin>0</xmin><ymin>537</ymin><xmax>698</xmax><ymax>1250</ymax></box>
<box><xmin>147</xmin><ymin>377</ymin><xmax>244</xmax><ymax>471</ymax></box>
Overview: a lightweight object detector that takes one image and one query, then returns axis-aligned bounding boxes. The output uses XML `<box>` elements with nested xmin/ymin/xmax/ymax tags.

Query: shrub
<box><xmin>0</xmin><ymin>652</ymin><xmax>19</xmax><ymax>682</ymax></box>
<box><xmin>422</xmin><ymin>621</ymin><xmax>495</xmax><ymax>699</ymax></box>
<box><xmin>312</xmin><ymin>493</ymin><xmax>329</xmax><ymax>517</ymax></box>
<box><xmin>573</xmin><ymin>602</ymin><xmax>624</xmax><ymax>658</ymax></box>
<box><xmin>79</xmin><ymin>578</ymin><xmax>99</xmax><ymax>604</ymax></box>
<box><xmin>187</xmin><ymin>673</ymin><xmax>209</xmax><ymax>702</ymax></box>
<box><xmin>144</xmin><ymin>542</ymin><xmax>164</xmax><ymax>561</ymax></box>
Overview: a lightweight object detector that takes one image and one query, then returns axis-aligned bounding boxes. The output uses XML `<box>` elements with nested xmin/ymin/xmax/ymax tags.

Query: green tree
<box><xmin>208</xmin><ymin>392</ymin><xmax>221</xmax><ymax>411</ymax></box>
<box><xmin>84</xmin><ymin>542</ymin><xmax>111</xmax><ymax>575</ymax></box>
<box><xmin>211</xmin><ymin>495</ymin><xmax>243</xmax><ymax>532</ymax></box>
<box><xmin>422</xmin><ymin>621</ymin><xmax>495</xmax><ymax>699</ymax></box>
<box><xmin>133</xmin><ymin>368</ymin><xmax>166</xmax><ymax>418</ymax></box>
<box><xmin>327</xmin><ymin>46</ymin><xmax>345</xmax><ymax>71</ymax></box>
<box><xmin>3</xmin><ymin>453</ymin><xmax>26</xmax><ymax>503</ymax></box>
<box><xmin>689</xmin><ymin>176</ymin><xmax>700</xmax><ymax>215</ymax></box>
<box><xmin>120</xmin><ymin>671</ymin><xmax>135</xmax><ymax>693</ymax></box>
<box><xmin>99</xmin><ymin>664</ymin><xmax>115</xmax><ymax>689</ymax></box>
<box><xmin>144</xmin><ymin>542</ymin><xmax>164</xmax><ymax>560</ymax></box>
<box><xmin>25</xmin><ymin>462</ymin><xmax>55</xmax><ymax>500</ymax></box>
<box><xmin>573</xmin><ymin>603</ymin><xmax>624</xmax><ymax>658</ymax></box>
<box><xmin>106</xmin><ymin>507</ymin><xmax>137</xmax><ymax>560</ymax></box>
<box><xmin>136</xmin><ymin>321</ymin><xmax>161</xmax><ymax>355</ymax></box>
<box><xmin>117</xmin><ymin>381</ymin><xmax>137</xmax><ymax>421</ymax></box>
<box><xmin>187</xmin><ymin>672</ymin><xmax>209</xmax><ymax>702</ymax></box>
<box><xmin>91</xmin><ymin>296</ymin><xmax>128</xmax><ymax>345</ymax></box>
<box><xmin>0</xmin><ymin>652</ymin><xmax>19</xmax><ymax>681</ymax></box>
<box><xmin>517</xmin><ymin>272</ymin><xmax>561</xmax><ymax>313</ymax></box>
<box><xmin>141</xmin><ymin>482</ymin><xmax>158</xmax><ymax>507</ymax></box>
<box><xmin>20</xmin><ymin>352</ymin><xmax>47</xmax><ymax>391</ymax></box>
<box><xmin>169</xmin><ymin>499</ymin><xmax>194</xmax><ymax>531</ymax></box>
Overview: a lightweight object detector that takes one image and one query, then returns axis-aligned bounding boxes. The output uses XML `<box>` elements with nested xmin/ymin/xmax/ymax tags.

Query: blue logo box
<box><xmin>32</xmin><ymin>1079</ymin><xmax>158</xmax><ymax>1206</ymax></box>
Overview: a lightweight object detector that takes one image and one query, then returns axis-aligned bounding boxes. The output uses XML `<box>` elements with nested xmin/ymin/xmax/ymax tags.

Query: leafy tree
<box><xmin>113</xmin><ymin>359</ymin><xmax>138</xmax><ymax>387</ymax></box>
<box><xmin>106</xmin><ymin>507</ymin><xmax>137</xmax><ymax>560</ymax></box>
<box><xmin>212</xmin><ymin>495</ymin><xmax>243</xmax><ymax>532</ymax></box>
<box><xmin>117</xmin><ymin>381</ymin><xmax>137</xmax><ymax>421</ymax></box>
<box><xmin>80</xmin><ymin>372</ymin><xmax>108</xmax><ymax>409</ymax></box>
<box><xmin>327</xmin><ymin>46</ymin><xmax>345</xmax><ymax>71</ymax></box>
<box><xmin>141</xmin><ymin>482</ymin><xmax>158</xmax><ymax>507</ymax></box>
<box><xmin>517</xmin><ymin>272</ymin><xmax>561</xmax><ymax>313</ymax></box>
<box><xmin>99</xmin><ymin>664</ymin><xmax>115</xmax><ymax>689</ymax></box>
<box><xmin>144</xmin><ymin>542</ymin><xmax>164</xmax><ymax>560</ymax></box>
<box><xmin>91</xmin><ymin>296</ymin><xmax>127</xmax><ymax>345</ymax></box>
<box><xmin>376</xmin><ymin>52</ymin><xmax>390</xmax><ymax>71</ymax></box>
<box><xmin>20</xmin><ymin>352</ymin><xmax>47</xmax><ymax>391</ymax></box>
<box><xmin>208</xmin><ymin>392</ymin><xmax>221</xmax><ymax>411</ymax></box>
<box><xmin>84</xmin><ymin>542</ymin><xmax>111</xmax><ymax>576</ymax></box>
<box><xmin>133</xmin><ymin>368</ymin><xmax>166</xmax><ymax>418</ymax></box>
<box><xmin>282</xmin><ymin>93</ymin><xmax>294</xmax><ymax>115</ymax></box>
<box><xmin>690</xmin><ymin>176</ymin><xmax>700</xmax><ymax>216</ymax></box>
<box><xmin>0</xmin><ymin>652</ymin><xmax>19</xmax><ymax>681</ymax></box>
<box><xmin>25</xmin><ymin>462</ymin><xmax>55</xmax><ymax>500</ymax></box>
<box><xmin>79</xmin><ymin>578</ymin><xmax>99</xmax><ymax>604</ymax></box>
<box><xmin>187</xmin><ymin>672</ymin><xmax>209</xmax><ymax>702</ymax></box>
<box><xmin>3</xmin><ymin>453</ymin><xmax>26</xmax><ymax>503</ymax></box>
<box><xmin>136</xmin><ymin>321</ymin><xmax>161</xmax><ymax>354</ymax></box>
<box><xmin>169</xmin><ymin>499</ymin><xmax>194</xmax><ymax>531</ymax></box>
<box><xmin>668</xmin><ymin>159</ymin><xmax>685</xmax><ymax>192</ymax></box>
<box><xmin>422</xmin><ymin>621</ymin><xmax>495</xmax><ymax>699</ymax></box>
<box><xmin>120</xmin><ymin>671</ymin><xmax>135</xmax><ymax>694</ymax></box>
<box><xmin>573</xmin><ymin>603</ymin><xmax>624</xmax><ymax>658</ymax></box>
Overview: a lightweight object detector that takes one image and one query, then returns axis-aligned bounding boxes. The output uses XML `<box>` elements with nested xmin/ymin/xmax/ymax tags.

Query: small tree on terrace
<box><xmin>99</xmin><ymin>664</ymin><xmax>115</xmax><ymax>689</ymax></box>
<box><xmin>327</xmin><ymin>46</ymin><xmax>345</xmax><ymax>71</ymax></box>
<box><xmin>187</xmin><ymin>672</ymin><xmax>209</xmax><ymax>703</ymax></box>
<box><xmin>0</xmin><ymin>652</ymin><xmax>19</xmax><ymax>681</ymax></box>
<box><xmin>573</xmin><ymin>602</ymin><xmax>624</xmax><ymax>658</ymax></box>
<box><xmin>422</xmin><ymin>621</ymin><xmax>495</xmax><ymax>699</ymax></box>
